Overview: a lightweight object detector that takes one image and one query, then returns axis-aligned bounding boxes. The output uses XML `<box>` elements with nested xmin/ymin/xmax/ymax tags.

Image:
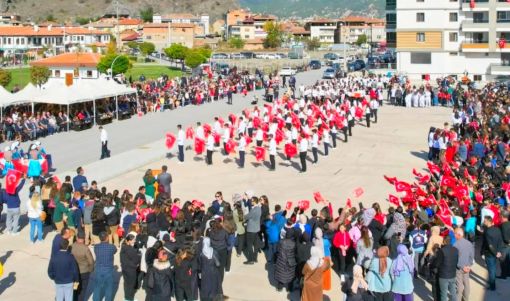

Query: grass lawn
<box><xmin>125</xmin><ymin>64</ymin><xmax>183</xmax><ymax>81</ymax></box>
<box><xmin>6</xmin><ymin>67</ymin><xmax>30</xmax><ymax>92</ymax></box>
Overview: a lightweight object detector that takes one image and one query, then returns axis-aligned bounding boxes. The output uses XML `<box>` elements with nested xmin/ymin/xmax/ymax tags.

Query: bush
<box><xmin>0</xmin><ymin>69</ymin><xmax>11</xmax><ymax>87</ymax></box>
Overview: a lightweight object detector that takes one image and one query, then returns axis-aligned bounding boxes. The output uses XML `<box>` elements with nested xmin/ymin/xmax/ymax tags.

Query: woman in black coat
<box><xmin>295</xmin><ymin>232</ymin><xmax>312</xmax><ymax>286</ymax></box>
<box><xmin>120</xmin><ymin>234</ymin><xmax>141</xmax><ymax>301</ymax></box>
<box><xmin>145</xmin><ymin>250</ymin><xmax>173</xmax><ymax>301</ymax></box>
<box><xmin>199</xmin><ymin>237</ymin><xmax>222</xmax><ymax>301</ymax></box>
<box><xmin>174</xmin><ymin>248</ymin><xmax>196</xmax><ymax>301</ymax></box>
<box><xmin>275</xmin><ymin>228</ymin><xmax>297</xmax><ymax>292</ymax></box>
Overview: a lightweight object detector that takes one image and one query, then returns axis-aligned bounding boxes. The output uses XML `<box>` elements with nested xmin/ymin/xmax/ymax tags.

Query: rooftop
<box><xmin>0</xmin><ymin>26</ymin><xmax>108</xmax><ymax>37</ymax></box>
<box><xmin>30</xmin><ymin>52</ymin><xmax>102</xmax><ymax>68</ymax></box>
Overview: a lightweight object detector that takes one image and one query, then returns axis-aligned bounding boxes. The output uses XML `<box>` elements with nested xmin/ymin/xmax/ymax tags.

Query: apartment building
<box><xmin>153</xmin><ymin>13</ymin><xmax>210</xmax><ymax>36</ymax></box>
<box><xmin>396</xmin><ymin>0</ymin><xmax>510</xmax><ymax>81</ymax></box>
<box><xmin>305</xmin><ymin>19</ymin><xmax>338</xmax><ymax>43</ymax></box>
<box><xmin>338</xmin><ymin>16</ymin><xmax>386</xmax><ymax>44</ymax></box>
<box><xmin>0</xmin><ymin>25</ymin><xmax>110</xmax><ymax>55</ymax></box>
<box><xmin>142</xmin><ymin>23</ymin><xmax>196</xmax><ymax>51</ymax></box>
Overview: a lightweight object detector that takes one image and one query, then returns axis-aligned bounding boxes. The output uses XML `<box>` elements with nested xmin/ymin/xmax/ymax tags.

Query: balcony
<box><xmin>491</xmin><ymin>63</ymin><xmax>510</xmax><ymax>75</ymax></box>
<box><xmin>462</xmin><ymin>20</ymin><xmax>490</xmax><ymax>31</ymax></box>
<box><xmin>462</xmin><ymin>0</ymin><xmax>490</xmax><ymax>11</ymax></box>
<box><xmin>462</xmin><ymin>42</ymin><xmax>489</xmax><ymax>52</ymax></box>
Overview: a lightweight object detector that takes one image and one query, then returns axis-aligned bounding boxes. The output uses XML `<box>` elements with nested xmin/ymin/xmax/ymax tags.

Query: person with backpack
<box><xmin>104</xmin><ymin>197</ymin><xmax>120</xmax><ymax>248</ymax></box>
<box><xmin>409</xmin><ymin>223</ymin><xmax>428</xmax><ymax>276</ymax></box>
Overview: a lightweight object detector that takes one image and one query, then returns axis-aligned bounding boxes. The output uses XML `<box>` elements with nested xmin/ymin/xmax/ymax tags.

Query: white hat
<box><xmin>11</xmin><ymin>141</ymin><xmax>19</xmax><ymax>149</ymax></box>
<box><xmin>30</xmin><ymin>144</ymin><xmax>37</xmax><ymax>150</ymax></box>
<box><xmin>35</xmin><ymin>141</ymin><xmax>41</xmax><ymax>146</ymax></box>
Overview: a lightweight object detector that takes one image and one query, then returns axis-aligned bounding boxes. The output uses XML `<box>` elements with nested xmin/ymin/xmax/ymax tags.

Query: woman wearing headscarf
<box><xmin>198</xmin><ymin>237</ymin><xmax>222</xmax><ymax>301</ymax></box>
<box><xmin>424</xmin><ymin>226</ymin><xmax>443</xmax><ymax>258</ymax></box>
<box><xmin>390</xmin><ymin>244</ymin><xmax>414</xmax><ymax>301</ymax></box>
<box><xmin>366</xmin><ymin>207</ymin><xmax>385</xmax><ymax>249</ymax></box>
<box><xmin>143</xmin><ymin>169</ymin><xmax>157</xmax><ymax>199</ymax></box>
<box><xmin>301</xmin><ymin>246</ymin><xmax>331</xmax><ymax>301</ymax></box>
<box><xmin>366</xmin><ymin>246</ymin><xmax>393</xmax><ymax>301</ymax></box>
<box><xmin>384</xmin><ymin>211</ymin><xmax>407</xmax><ymax>242</ymax></box>
<box><xmin>275</xmin><ymin>228</ymin><xmax>297</xmax><ymax>292</ymax></box>
<box><xmin>341</xmin><ymin>265</ymin><xmax>369</xmax><ymax>301</ymax></box>
<box><xmin>296</xmin><ymin>232</ymin><xmax>312</xmax><ymax>288</ymax></box>
<box><xmin>313</xmin><ymin>228</ymin><xmax>332</xmax><ymax>291</ymax></box>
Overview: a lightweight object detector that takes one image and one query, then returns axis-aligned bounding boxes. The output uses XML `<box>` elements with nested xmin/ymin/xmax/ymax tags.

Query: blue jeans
<box><xmin>267</xmin><ymin>242</ymin><xmax>278</xmax><ymax>263</ymax></box>
<box><xmin>485</xmin><ymin>255</ymin><xmax>497</xmax><ymax>290</ymax></box>
<box><xmin>439</xmin><ymin>277</ymin><xmax>457</xmax><ymax>301</ymax></box>
<box><xmin>29</xmin><ymin>218</ymin><xmax>43</xmax><ymax>242</ymax></box>
<box><xmin>55</xmin><ymin>282</ymin><xmax>73</xmax><ymax>301</ymax></box>
<box><xmin>178</xmin><ymin>145</ymin><xmax>184</xmax><ymax>162</ymax></box>
<box><xmin>93</xmin><ymin>270</ymin><xmax>114</xmax><ymax>301</ymax></box>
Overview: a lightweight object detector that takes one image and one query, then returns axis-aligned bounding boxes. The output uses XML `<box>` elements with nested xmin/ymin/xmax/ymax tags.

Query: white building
<box><xmin>395</xmin><ymin>0</ymin><xmax>510</xmax><ymax>81</ymax></box>
<box><xmin>153</xmin><ymin>13</ymin><xmax>210</xmax><ymax>36</ymax></box>
<box><xmin>30</xmin><ymin>52</ymin><xmax>102</xmax><ymax>79</ymax></box>
<box><xmin>305</xmin><ymin>19</ymin><xmax>338</xmax><ymax>43</ymax></box>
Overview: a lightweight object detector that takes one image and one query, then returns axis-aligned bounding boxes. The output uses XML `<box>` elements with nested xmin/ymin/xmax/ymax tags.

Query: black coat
<box><xmin>120</xmin><ymin>244</ymin><xmax>141</xmax><ymax>273</ymax></box>
<box><xmin>146</xmin><ymin>261</ymin><xmax>173</xmax><ymax>300</ymax></box>
<box><xmin>341</xmin><ymin>278</ymin><xmax>368</xmax><ymax>301</ymax></box>
<box><xmin>433</xmin><ymin>244</ymin><xmax>459</xmax><ymax>279</ymax></box>
<box><xmin>368</xmin><ymin>219</ymin><xmax>385</xmax><ymax>249</ymax></box>
<box><xmin>275</xmin><ymin>238</ymin><xmax>297</xmax><ymax>284</ymax></box>
<box><xmin>199</xmin><ymin>253</ymin><xmax>222</xmax><ymax>300</ymax></box>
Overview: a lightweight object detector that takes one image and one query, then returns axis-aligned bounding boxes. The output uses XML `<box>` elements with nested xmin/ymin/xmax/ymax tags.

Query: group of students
<box><xmin>168</xmin><ymin>75</ymin><xmax>387</xmax><ymax>173</ymax></box>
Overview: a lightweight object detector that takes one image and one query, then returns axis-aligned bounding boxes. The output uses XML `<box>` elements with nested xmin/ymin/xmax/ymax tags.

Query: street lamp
<box><xmin>108</xmin><ymin>54</ymin><xmax>122</xmax><ymax>78</ymax></box>
<box><xmin>339</xmin><ymin>22</ymin><xmax>347</xmax><ymax>71</ymax></box>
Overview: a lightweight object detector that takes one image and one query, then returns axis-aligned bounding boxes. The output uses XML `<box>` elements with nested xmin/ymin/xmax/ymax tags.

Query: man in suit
<box><xmin>157</xmin><ymin>165</ymin><xmax>173</xmax><ymax>197</ymax></box>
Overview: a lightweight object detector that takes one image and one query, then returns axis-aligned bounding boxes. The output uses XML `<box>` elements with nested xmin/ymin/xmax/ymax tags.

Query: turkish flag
<box><xmin>243</xmin><ymin>108</ymin><xmax>251</xmax><ymax>119</ymax></box>
<box><xmin>165</xmin><ymin>133</ymin><xmax>176</xmax><ymax>149</ymax></box>
<box><xmin>291</xmin><ymin>114</ymin><xmax>301</xmax><ymax>130</ymax></box>
<box><xmin>353</xmin><ymin>187</ymin><xmax>364</xmax><ymax>198</ymax></box>
<box><xmin>264</xmin><ymin>103</ymin><xmax>273</xmax><ymax>116</ymax></box>
<box><xmin>229</xmin><ymin>113</ymin><xmax>237</xmax><ymax>125</ymax></box>
<box><xmin>419</xmin><ymin>195</ymin><xmax>435</xmax><ymax>208</ymax></box>
<box><xmin>255</xmin><ymin>147</ymin><xmax>266</xmax><ymax>161</ymax></box>
<box><xmin>346</xmin><ymin>198</ymin><xmax>352</xmax><ymax>208</ymax></box>
<box><xmin>12</xmin><ymin>159</ymin><xmax>28</xmax><ymax>174</ymax></box>
<box><xmin>440</xmin><ymin>176</ymin><xmax>456</xmax><ymax>188</ymax></box>
<box><xmin>355</xmin><ymin>107</ymin><xmax>363</xmax><ymax>119</ymax></box>
<box><xmin>53</xmin><ymin>175</ymin><xmax>62</xmax><ymax>190</ymax></box>
<box><xmin>470</xmin><ymin>0</ymin><xmax>475</xmax><ymax>9</ymax></box>
<box><xmin>443</xmin><ymin>163</ymin><xmax>453</xmax><ymax>177</ymax></box>
<box><xmin>244</xmin><ymin>134</ymin><xmax>252</xmax><ymax>146</ymax></box>
<box><xmin>212</xmin><ymin>132</ymin><xmax>221</xmax><ymax>145</ymax></box>
<box><xmin>275</xmin><ymin>129</ymin><xmax>284</xmax><ymax>145</ymax></box>
<box><xmin>499</xmin><ymin>38</ymin><xmax>507</xmax><ymax>49</ymax></box>
<box><xmin>253</xmin><ymin>117</ymin><xmax>261</xmax><ymax>129</ymax></box>
<box><xmin>395</xmin><ymin>180</ymin><xmax>411</xmax><ymax>192</ymax></box>
<box><xmin>313</xmin><ymin>191</ymin><xmax>325</xmax><ymax>204</ymax></box>
<box><xmin>388</xmin><ymin>194</ymin><xmax>401</xmax><ymax>207</ymax></box>
<box><xmin>307</xmin><ymin>116</ymin><xmax>315</xmax><ymax>128</ymax></box>
<box><xmin>418</xmin><ymin>174</ymin><xmax>431</xmax><ymax>185</ymax></box>
<box><xmin>218</xmin><ymin>117</ymin><xmax>225</xmax><ymax>127</ymax></box>
<box><xmin>41</xmin><ymin>158</ymin><xmax>49</xmax><ymax>174</ymax></box>
<box><xmin>285</xmin><ymin>201</ymin><xmax>293</xmax><ymax>210</ymax></box>
<box><xmin>225</xmin><ymin>139</ymin><xmax>237</xmax><ymax>155</ymax></box>
<box><xmin>384</xmin><ymin>175</ymin><xmax>397</xmax><ymax>185</ymax></box>
<box><xmin>437</xmin><ymin>209</ymin><xmax>452</xmax><ymax>227</ymax></box>
<box><xmin>298</xmin><ymin>200</ymin><xmax>310</xmax><ymax>211</ymax></box>
<box><xmin>194</xmin><ymin>138</ymin><xmax>205</xmax><ymax>155</ymax></box>
<box><xmin>439</xmin><ymin>198</ymin><xmax>453</xmax><ymax>215</ymax></box>
<box><xmin>412</xmin><ymin>168</ymin><xmax>424</xmax><ymax>178</ymax></box>
<box><xmin>475</xmin><ymin>192</ymin><xmax>483</xmax><ymax>203</ymax></box>
<box><xmin>5</xmin><ymin>168</ymin><xmax>22</xmax><ymax>194</ymax></box>
<box><xmin>284</xmin><ymin>143</ymin><xmax>297</xmax><ymax>158</ymax></box>
<box><xmin>427</xmin><ymin>161</ymin><xmax>441</xmax><ymax>175</ymax></box>
<box><xmin>454</xmin><ymin>185</ymin><xmax>469</xmax><ymax>199</ymax></box>
<box><xmin>186</xmin><ymin>127</ymin><xmax>194</xmax><ymax>139</ymax></box>
<box><xmin>203</xmin><ymin>123</ymin><xmax>212</xmax><ymax>136</ymax></box>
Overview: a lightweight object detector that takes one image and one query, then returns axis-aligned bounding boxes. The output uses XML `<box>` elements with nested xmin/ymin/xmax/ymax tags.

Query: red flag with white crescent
<box><xmin>5</xmin><ymin>168</ymin><xmax>22</xmax><ymax>194</ymax></box>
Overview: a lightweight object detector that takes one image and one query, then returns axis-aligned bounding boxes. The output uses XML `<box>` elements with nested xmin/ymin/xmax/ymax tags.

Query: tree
<box><xmin>46</xmin><ymin>14</ymin><xmax>56</xmax><ymax>22</ymax></box>
<box><xmin>97</xmin><ymin>54</ymin><xmax>131</xmax><ymax>75</ymax></box>
<box><xmin>139</xmin><ymin>42</ymin><xmax>156</xmax><ymax>56</ymax></box>
<box><xmin>184</xmin><ymin>49</ymin><xmax>206</xmax><ymax>69</ymax></box>
<box><xmin>355</xmin><ymin>34</ymin><xmax>368</xmax><ymax>46</ymax></box>
<box><xmin>228</xmin><ymin>37</ymin><xmax>245</xmax><ymax>49</ymax></box>
<box><xmin>106</xmin><ymin>40</ymin><xmax>117</xmax><ymax>55</ymax></box>
<box><xmin>305</xmin><ymin>37</ymin><xmax>321</xmax><ymax>51</ymax></box>
<box><xmin>75</xmin><ymin>17</ymin><xmax>90</xmax><ymax>25</ymax></box>
<box><xmin>0</xmin><ymin>68</ymin><xmax>11</xmax><ymax>87</ymax></box>
<box><xmin>196</xmin><ymin>46</ymin><xmax>212</xmax><ymax>60</ymax></box>
<box><xmin>164</xmin><ymin>44</ymin><xmax>189</xmax><ymax>70</ymax></box>
<box><xmin>30</xmin><ymin>66</ymin><xmax>51</xmax><ymax>87</ymax></box>
<box><xmin>263</xmin><ymin>21</ymin><xmax>283</xmax><ymax>49</ymax></box>
<box><xmin>140</xmin><ymin>6</ymin><xmax>154</xmax><ymax>23</ymax></box>
<box><xmin>126</xmin><ymin>41</ymin><xmax>139</xmax><ymax>49</ymax></box>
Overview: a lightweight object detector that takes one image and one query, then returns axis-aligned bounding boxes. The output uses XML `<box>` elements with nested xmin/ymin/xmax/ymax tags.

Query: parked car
<box><xmin>212</xmin><ymin>53</ymin><xmax>229</xmax><ymax>59</ymax></box>
<box><xmin>322</xmin><ymin>68</ymin><xmax>337</xmax><ymax>79</ymax></box>
<box><xmin>240</xmin><ymin>52</ymin><xmax>255</xmax><ymax>59</ymax></box>
<box><xmin>323</xmin><ymin>53</ymin><xmax>338</xmax><ymax>60</ymax></box>
<box><xmin>214</xmin><ymin>62</ymin><xmax>230</xmax><ymax>74</ymax></box>
<box><xmin>230</xmin><ymin>53</ymin><xmax>243</xmax><ymax>59</ymax></box>
<box><xmin>279</xmin><ymin>66</ymin><xmax>297</xmax><ymax>76</ymax></box>
<box><xmin>275</xmin><ymin>53</ymin><xmax>287</xmax><ymax>59</ymax></box>
<box><xmin>309</xmin><ymin>60</ymin><xmax>322</xmax><ymax>69</ymax></box>
<box><xmin>347</xmin><ymin>59</ymin><xmax>366</xmax><ymax>72</ymax></box>
<box><xmin>288</xmin><ymin>52</ymin><xmax>303</xmax><ymax>59</ymax></box>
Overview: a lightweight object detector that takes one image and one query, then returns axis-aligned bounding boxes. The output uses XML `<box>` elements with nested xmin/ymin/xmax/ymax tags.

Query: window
<box><xmin>87</xmin><ymin>70</ymin><xmax>93</xmax><ymax>77</ymax></box>
<box><xmin>416</xmin><ymin>13</ymin><xmax>425</xmax><ymax>22</ymax></box>
<box><xmin>449</xmin><ymin>52</ymin><xmax>458</xmax><ymax>56</ymax></box>
<box><xmin>498</xmin><ymin>11</ymin><xmax>510</xmax><ymax>23</ymax></box>
<box><xmin>417</xmin><ymin>0</ymin><xmax>424</xmax><ymax>2</ymax></box>
<box><xmin>244</xmin><ymin>35</ymin><xmax>249</xmax><ymax>39</ymax></box>
<box><xmin>449</xmin><ymin>32</ymin><xmax>458</xmax><ymax>42</ymax></box>
<box><xmin>54</xmin><ymin>70</ymin><xmax>61</xmax><ymax>77</ymax></box>
<box><xmin>449</xmin><ymin>13</ymin><xmax>458</xmax><ymax>22</ymax></box>
<box><xmin>416</xmin><ymin>32</ymin><xmax>426</xmax><ymax>42</ymax></box>
<box><xmin>473</xmin><ymin>75</ymin><xmax>482</xmax><ymax>81</ymax></box>
<box><xmin>410</xmin><ymin>52</ymin><xmax>431</xmax><ymax>64</ymax></box>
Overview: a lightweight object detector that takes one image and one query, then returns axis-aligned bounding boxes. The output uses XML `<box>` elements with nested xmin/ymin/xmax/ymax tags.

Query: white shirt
<box><xmin>177</xmin><ymin>129</ymin><xmax>185</xmax><ymax>145</ymax></box>
<box><xmin>322</xmin><ymin>129</ymin><xmax>330</xmax><ymax>144</ymax></box>
<box><xmin>100</xmin><ymin>129</ymin><xmax>108</xmax><ymax>143</ymax></box>
<box><xmin>269</xmin><ymin>139</ymin><xmax>277</xmax><ymax>155</ymax></box>
<box><xmin>196</xmin><ymin>126</ymin><xmax>205</xmax><ymax>140</ymax></box>
<box><xmin>214</xmin><ymin>121</ymin><xmax>222</xmax><ymax>134</ymax></box>
<box><xmin>370</xmin><ymin>100</ymin><xmax>379</xmax><ymax>110</ymax></box>
<box><xmin>299</xmin><ymin>138</ymin><xmax>308</xmax><ymax>152</ymax></box>
<box><xmin>223</xmin><ymin>128</ymin><xmax>230</xmax><ymax>143</ymax></box>
<box><xmin>238</xmin><ymin>121</ymin><xmax>247</xmax><ymax>135</ymax></box>
<box><xmin>206</xmin><ymin>135</ymin><xmax>215</xmax><ymax>151</ymax></box>
<box><xmin>291</xmin><ymin>127</ymin><xmax>298</xmax><ymax>140</ymax></box>
<box><xmin>311</xmin><ymin>133</ymin><xmax>319</xmax><ymax>148</ymax></box>
<box><xmin>255</xmin><ymin>128</ymin><xmax>264</xmax><ymax>141</ymax></box>
<box><xmin>26</xmin><ymin>199</ymin><xmax>43</xmax><ymax>219</ymax></box>
<box><xmin>238</xmin><ymin>136</ymin><xmax>246</xmax><ymax>152</ymax></box>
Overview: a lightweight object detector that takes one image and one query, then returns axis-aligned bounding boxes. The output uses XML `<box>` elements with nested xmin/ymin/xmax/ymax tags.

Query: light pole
<box><xmin>108</xmin><ymin>55</ymin><xmax>122</xmax><ymax>120</ymax></box>
<box><xmin>339</xmin><ymin>22</ymin><xmax>347</xmax><ymax>71</ymax></box>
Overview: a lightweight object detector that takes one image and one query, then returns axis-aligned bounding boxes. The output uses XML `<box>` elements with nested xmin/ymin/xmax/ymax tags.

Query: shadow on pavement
<box><xmin>0</xmin><ymin>272</ymin><xmax>16</xmax><ymax>295</ymax></box>
<box><xmin>410</xmin><ymin>151</ymin><xmax>429</xmax><ymax>161</ymax></box>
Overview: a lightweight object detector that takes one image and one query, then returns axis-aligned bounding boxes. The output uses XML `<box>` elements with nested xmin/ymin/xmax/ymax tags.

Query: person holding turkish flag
<box><xmin>238</xmin><ymin>135</ymin><xmax>247</xmax><ymax>168</ymax></box>
<box><xmin>3</xmin><ymin>169</ymin><xmax>25</xmax><ymax>235</ymax></box>
<box><xmin>268</xmin><ymin>134</ymin><xmax>277</xmax><ymax>171</ymax></box>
